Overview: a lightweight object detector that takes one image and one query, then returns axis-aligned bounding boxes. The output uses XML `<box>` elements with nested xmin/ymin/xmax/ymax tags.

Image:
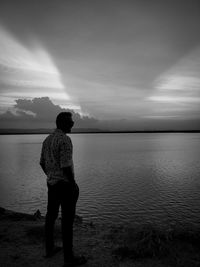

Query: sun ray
<box><xmin>0</xmin><ymin>26</ymin><xmax>82</xmax><ymax>113</ymax></box>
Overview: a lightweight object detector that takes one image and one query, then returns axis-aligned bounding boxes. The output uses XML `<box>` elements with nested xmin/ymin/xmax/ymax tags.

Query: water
<box><xmin>0</xmin><ymin>133</ymin><xmax>200</xmax><ymax>227</ymax></box>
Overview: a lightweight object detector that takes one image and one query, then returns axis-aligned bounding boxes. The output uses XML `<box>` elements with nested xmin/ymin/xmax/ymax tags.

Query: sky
<box><xmin>0</xmin><ymin>0</ymin><xmax>200</xmax><ymax>130</ymax></box>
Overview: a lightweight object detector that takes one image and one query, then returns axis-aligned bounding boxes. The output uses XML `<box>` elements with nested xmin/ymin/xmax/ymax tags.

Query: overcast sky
<box><xmin>0</xmin><ymin>0</ymin><xmax>200</xmax><ymax>130</ymax></box>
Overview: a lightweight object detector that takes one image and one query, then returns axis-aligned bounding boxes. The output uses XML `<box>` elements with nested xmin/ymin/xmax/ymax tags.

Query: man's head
<box><xmin>56</xmin><ymin>112</ymin><xmax>74</xmax><ymax>133</ymax></box>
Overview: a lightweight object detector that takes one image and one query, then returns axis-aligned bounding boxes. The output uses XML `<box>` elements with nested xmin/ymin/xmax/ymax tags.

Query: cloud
<box><xmin>148</xmin><ymin>47</ymin><xmax>200</xmax><ymax>119</ymax></box>
<box><xmin>0</xmin><ymin>97</ymin><xmax>98</xmax><ymax>129</ymax></box>
<box><xmin>0</xmin><ymin>96</ymin><xmax>200</xmax><ymax>131</ymax></box>
<box><xmin>0</xmin><ymin>26</ymin><xmax>81</xmax><ymax>112</ymax></box>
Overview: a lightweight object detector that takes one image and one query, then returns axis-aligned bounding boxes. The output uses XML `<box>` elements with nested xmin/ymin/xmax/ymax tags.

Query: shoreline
<box><xmin>0</xmin><ymin>207</ymin><xmax>200</xmax><ymax>266</ymax></box>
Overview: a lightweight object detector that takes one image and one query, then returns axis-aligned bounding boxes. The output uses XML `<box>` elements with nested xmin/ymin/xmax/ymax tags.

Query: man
<box><xmin>40</xmin><ymin>112</ymin><xmax>86</xmax><ymax>267</ymax></box>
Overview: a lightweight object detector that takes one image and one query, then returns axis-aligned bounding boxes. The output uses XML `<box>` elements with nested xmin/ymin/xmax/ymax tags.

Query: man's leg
<box><xmin>45</xmin><ymin>183</ymin><xmax>61</xmax><ymax>255</ymax></box>
<box><xmin>61</xmin><ymin>182</ymin><xmax>79</xmax><ymax>261</ymax></box>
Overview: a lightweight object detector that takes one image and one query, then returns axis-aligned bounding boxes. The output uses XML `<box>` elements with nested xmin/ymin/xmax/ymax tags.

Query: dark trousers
<box><xmin>45</xmin><ymin>181</ymin><xmax>79</xmax><ymax>260</ymax></box>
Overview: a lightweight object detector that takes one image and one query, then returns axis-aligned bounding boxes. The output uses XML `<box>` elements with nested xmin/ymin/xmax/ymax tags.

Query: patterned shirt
<box><xmin>40</xmin><ymin>129</ymin><xmax>74</xmax><ymax>185</ymax></box>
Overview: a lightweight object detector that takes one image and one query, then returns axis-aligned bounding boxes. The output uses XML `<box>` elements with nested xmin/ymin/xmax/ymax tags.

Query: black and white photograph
<box><xmin>0</xmin><ymin>0</ymin><xmax>200</xmax><ymax>266</ymax></box>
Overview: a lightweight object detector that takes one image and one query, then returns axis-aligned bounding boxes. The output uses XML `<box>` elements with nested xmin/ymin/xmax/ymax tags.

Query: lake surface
<box><xmin>0</xmin><ymin>133</ymin><xmax>200</xmax><ymax>227</ymax></box>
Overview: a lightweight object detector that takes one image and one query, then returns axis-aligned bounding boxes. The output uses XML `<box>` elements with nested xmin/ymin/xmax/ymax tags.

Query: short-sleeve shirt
<box><xmin>40</xmin><ymin>129</ymin><xmax>74</xmax><ymax>185</ymax></box>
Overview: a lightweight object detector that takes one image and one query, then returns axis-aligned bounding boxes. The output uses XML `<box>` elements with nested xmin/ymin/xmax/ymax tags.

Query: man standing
<box><xmin>40</xmin><ymin>112</ymin><xmax>86</xmax><ymax>266</ymax></box>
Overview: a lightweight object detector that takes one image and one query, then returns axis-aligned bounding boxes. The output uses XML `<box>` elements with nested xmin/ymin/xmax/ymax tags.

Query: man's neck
<box><xmin>56</xmin><ymin>128</ymin><xmax>66</xmax><ymax>134</ymax></box>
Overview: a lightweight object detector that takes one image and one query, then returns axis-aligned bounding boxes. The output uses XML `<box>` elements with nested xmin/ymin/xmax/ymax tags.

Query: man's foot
<box><xmin>45</xmin><ymin>246</ymin><xmax>62</xmax><ymax>258</ymax></box>
<box><xmin>63</xmin><ymin>255</ymin><xmax>87</xmax><ymax>266</ymax></box>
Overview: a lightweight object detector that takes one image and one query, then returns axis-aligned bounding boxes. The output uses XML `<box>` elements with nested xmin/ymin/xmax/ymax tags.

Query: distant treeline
<box><xmin>0</xmin><ymin>129</ymin><xmax>200</xmax><ymax>134</ymax></box>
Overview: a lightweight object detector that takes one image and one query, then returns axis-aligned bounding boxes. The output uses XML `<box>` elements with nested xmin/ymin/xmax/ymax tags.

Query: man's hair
<box><xmin>56</xmin><ymin>112</ymin><xmax>72</xmax><ymax>128</ymax></box>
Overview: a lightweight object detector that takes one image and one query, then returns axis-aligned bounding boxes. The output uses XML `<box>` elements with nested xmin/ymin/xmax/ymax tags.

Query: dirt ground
<box><xmin>0</xmin><ymin>207</ymin><xmax>200</xmax><ymax>267</ymax></box>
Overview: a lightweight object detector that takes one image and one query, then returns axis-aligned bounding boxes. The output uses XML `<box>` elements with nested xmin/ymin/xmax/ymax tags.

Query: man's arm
<box><xmin>60</xmin><ymin>137</ymin><xmax>75</xmax><ymax>183</ymax></box>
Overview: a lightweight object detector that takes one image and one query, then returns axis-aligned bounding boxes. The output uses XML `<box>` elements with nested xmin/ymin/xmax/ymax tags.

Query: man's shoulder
<box><xmin>42</xmin><ymin>130</ymin><xmax>71</xmax><ymax>146</ymax></box>
<box><xmin>53</xmin><ymin>131</ymin><xmax>72</xmax><ymax>145</ymax></box>
<box><xmin>61</xmin><ymin>134</ymin><xmax>72</xmax><ymax>145</ymax></box>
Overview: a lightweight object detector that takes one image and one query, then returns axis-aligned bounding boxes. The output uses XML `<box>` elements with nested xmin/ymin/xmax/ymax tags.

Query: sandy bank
<box><xmin>0</xmin><ymin>207</ymin><xmax>200</xmax><ymax>267</ymax></box>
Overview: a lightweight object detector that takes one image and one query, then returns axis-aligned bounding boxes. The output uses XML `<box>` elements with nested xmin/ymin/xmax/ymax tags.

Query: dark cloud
<box><xmin>14</xmin><ymin>97</ymin><xmax>62</xmax><ymax>122</ymax></box>
<box><xmin>0</xmin><ymin>97</ymin><xmax>98</xmax><ymax>129</ymax></box>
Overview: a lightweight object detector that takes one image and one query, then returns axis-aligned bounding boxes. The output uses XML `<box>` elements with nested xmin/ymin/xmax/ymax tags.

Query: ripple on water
<box><xmin>0</xmin><ymin>133</ymin><xmax>200</xmax><ymax>226</ymax></box>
